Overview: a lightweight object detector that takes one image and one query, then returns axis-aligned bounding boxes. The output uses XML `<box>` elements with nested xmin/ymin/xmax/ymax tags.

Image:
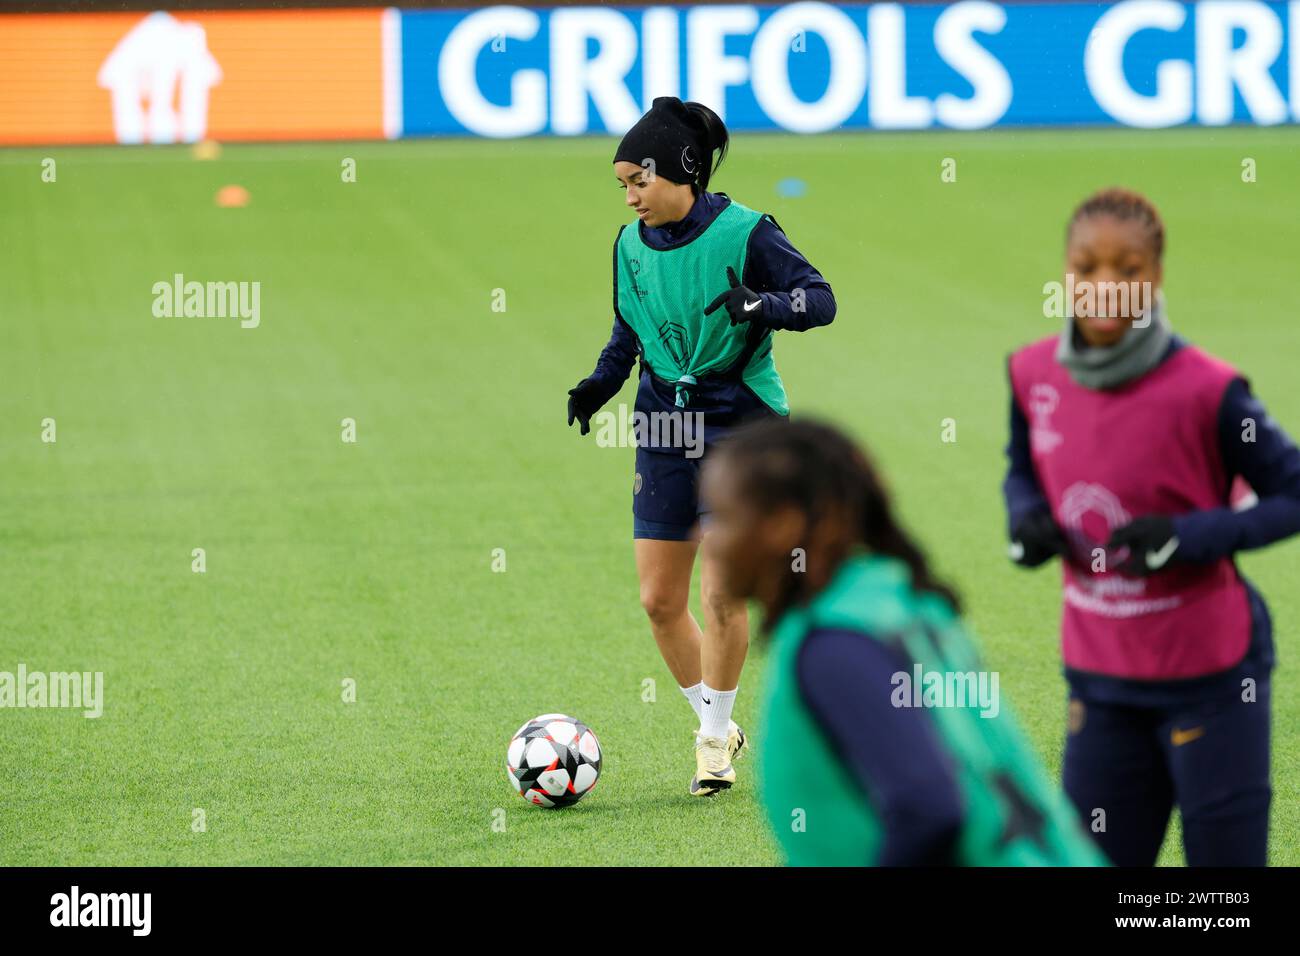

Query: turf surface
<box><xmin>1</xmin><ymin>127</ymin><xmax>1297</xmax><ymax>865</ymax></box>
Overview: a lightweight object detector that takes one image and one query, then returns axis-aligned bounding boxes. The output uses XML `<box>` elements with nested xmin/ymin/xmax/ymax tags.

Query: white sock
<box><xmin>694</xmin><ymin>721</ymin><xmax>742</xmax><ymax>747</ymax></box>
<box><xmin>680</xmin><ymin>682</ymin><xmax>704</xmax><ymax>722</ymax></box>
<box><xmin>698</xmin><ymin>685</ymin><xmax>738</xmax><ymax>741</ymax></box>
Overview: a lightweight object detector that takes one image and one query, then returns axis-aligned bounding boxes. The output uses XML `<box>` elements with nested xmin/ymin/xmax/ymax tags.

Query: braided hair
<box><xmin>1067</xmin><ymin>187</ymin><xmax>1165</xmax><ymax>261</ymax></box>
<box><xmin>714</xmin><ymin>418</ymin><xmax>961</xmax><ymax>628</ymax></box>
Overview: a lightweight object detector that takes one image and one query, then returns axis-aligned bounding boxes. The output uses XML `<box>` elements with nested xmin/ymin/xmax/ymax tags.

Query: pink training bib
<box><xmin>1010</xmin><ymin>337</ymin><xmax>1251</xmax><ymax>680</ymax></box>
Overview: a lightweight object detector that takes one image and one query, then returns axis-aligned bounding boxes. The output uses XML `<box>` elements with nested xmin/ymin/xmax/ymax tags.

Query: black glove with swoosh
<box><xmin>703</xmin><ymin>266</ymin><xmax>766</xmax><ymax>327</ymax></box>
<box><xmin>1107</xmin><ymin>515</ymin><xmax>1179</xmax><ymax>576</ymax></box>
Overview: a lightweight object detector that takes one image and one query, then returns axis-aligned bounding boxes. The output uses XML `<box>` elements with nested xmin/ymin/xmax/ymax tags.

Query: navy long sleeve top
<box><xmin>583</xmin><ymin>190</ymin><xmax>835</xmax><ymax>445</ymax></box>
<box><xmin>796</xmin><ymin>627</ymin><xmax>965</xmax><ymax>866</ymax></box>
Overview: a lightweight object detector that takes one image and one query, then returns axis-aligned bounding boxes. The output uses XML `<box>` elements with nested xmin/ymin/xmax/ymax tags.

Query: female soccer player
<box><xmin>698</xmin><ymin>418</ymin><xmax>1104</xmax><ymax>865</ymax></box>
<box><xmin>566</xmin><ymin>96</ymin><xmax>835</xmax><ymax>796</ymax></box>
<box><xmin>1004</xmin><ymin>187</ymin><xmax>1300</xmax><ymax>866</ymax></box>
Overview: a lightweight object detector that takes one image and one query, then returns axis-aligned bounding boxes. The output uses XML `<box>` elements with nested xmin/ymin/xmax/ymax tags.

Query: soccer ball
<box><xmin>506</xmin><ymin>713</ymin><xmax>602</xmax><ymax>808</ymax></box>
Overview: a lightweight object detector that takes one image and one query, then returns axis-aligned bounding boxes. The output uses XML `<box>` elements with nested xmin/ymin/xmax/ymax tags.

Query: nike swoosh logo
<box><xmin>702</xmin><ymin>697</ymin><xmax>712</xmax><ymax>705</ymax></box>
<box><xmin>743</xmin><ymin>299</ymin><xmax>761</xmax><ymax>312</ymax></box>
<box><xmin>1146</xmin><ymin>536</ymin><xmax>1180</xmax><ymax>570</ymax></box>
<box><xmin>1008</xmin><ymin>541</ymin><xmax>1025</xmax><ymax>562</ymax></box>
<box><xmin>1171</xmin><ymin>726</ymin><xmax>1204</xmax><ymax>746</ymax></box>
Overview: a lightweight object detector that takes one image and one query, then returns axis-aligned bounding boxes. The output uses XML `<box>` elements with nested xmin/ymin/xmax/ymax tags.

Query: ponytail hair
<box><xmin>713</xmin><ymin>418</ymin><xmax>962</xmax><ymax>626</ymax></box>
<box><xmin>683</xmin><ymin>101</ymin><xmax>729</xmax><ymax>194</ymax></box>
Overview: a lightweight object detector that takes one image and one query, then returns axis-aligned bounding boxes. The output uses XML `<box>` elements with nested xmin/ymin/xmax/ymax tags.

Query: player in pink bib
<box><xmin>1003</xmin><ymin>188</ymin><xmax>1300</xmax><ymax>866</ymax></box>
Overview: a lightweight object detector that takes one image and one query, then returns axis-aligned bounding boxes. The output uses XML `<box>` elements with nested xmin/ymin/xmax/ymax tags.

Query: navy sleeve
<box><xmin>586</xmin><ymin>316</ymin><xmax>639</xmax><ymax>406</ymax></box>
<box><xmin>742</xmin><ymin>215</ymin><xmax>836</xmax><ymax>332</ymax></box>
<box><xmin>796</xmin><ymin>627</ymin><xmax>964</xmax><ymax>866</ymax></box>
<box><xmin>583</xmin><ymin>228</ymin><xmax>641</xmax><ymax>406</ymax></box>
<box><xmin>1001</xmin><ymin>362</ymin><xmax>1050</xmax><ymax>534</ymax></box>
<box><xmin>1173</xmin><ymin>377</ymin><xmax>1300</xmax><ymax>563</ymax></box>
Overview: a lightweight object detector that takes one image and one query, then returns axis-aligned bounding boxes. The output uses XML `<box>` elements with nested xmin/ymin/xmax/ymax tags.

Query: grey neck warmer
<box><xmin>1056</xmin><ymin>292</ymin><xmax>1172</xmax><ymax>390</ymax></box>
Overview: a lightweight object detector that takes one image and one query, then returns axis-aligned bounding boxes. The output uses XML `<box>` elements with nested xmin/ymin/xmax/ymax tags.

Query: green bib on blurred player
<box><xmin>761</xmin><ymin>552</ymin><xmax>1107</xmax><ymax>867</ymax></box>
<box><xmin>615</xmin><ymin>199</ymin><xmax>788</xmax><ymax>415</ymax></box>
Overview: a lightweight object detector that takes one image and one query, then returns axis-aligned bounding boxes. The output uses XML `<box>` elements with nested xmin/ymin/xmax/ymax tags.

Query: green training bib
<box><xmin>615</xmin><ymin>199</ymin><xmax>788</xmax><ymax>415</ymax></box>
<box><xmin>761</xmin><ymin>552</ymin><xmax>1108</xmax><ymax>867</ymax></box>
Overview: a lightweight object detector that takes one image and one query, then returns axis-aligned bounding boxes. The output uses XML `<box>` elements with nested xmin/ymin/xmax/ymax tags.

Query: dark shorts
<box><xmin>632</xmin><ymin>445</ymin><xmax>710</xmax><ymax>541</ymax></box>
<box><xmin>626</xmin><ymin>370</ymin><xmax>788</xmax><ymax>541</ymax></box>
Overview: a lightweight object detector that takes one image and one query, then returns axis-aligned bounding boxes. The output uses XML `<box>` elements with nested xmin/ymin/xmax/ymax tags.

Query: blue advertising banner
<box><xmin>396</xmin><ymin>1</ymin><xmax>1300</xmax><ymax>136</ymax></box>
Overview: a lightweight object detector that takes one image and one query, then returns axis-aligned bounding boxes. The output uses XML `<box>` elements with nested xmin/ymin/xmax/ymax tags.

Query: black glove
<box><xmin>703</xmin><ymin>266</ymin><xmax>766</xmax><ymax>327</ymax></box>
<box><xmin>1009</xmin><ymin>508</ymin><xmax>1068</xmax><ymax>568</ymax></box>
<box><xmin>1107</xmin><ymin>516</ymin><xmax>1179</xmax><ymax>576</ymax></box>
<box><xmin>567</xmin><ymin>377</ymin><xmax>603</xmax><ymax>436</ymax></box>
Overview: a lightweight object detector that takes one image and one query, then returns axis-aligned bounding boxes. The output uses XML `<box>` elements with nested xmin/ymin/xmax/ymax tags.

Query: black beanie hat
<box><xmin>613</xmin><ymin>96</ymin><xmax>708</xmax><ymax>186</ymax></box>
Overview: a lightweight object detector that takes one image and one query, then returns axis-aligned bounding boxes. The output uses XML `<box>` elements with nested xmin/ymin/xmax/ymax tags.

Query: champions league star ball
<box><xmin>506</xmin><ymin>714</ymin><xmax>602</xmax><ymax>808</ymax></box>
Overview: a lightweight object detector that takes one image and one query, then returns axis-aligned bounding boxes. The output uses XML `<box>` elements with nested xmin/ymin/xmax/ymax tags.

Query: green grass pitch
<box><xmin>1</xmin><ymin>127</ymin><xmax>1297</xmax><ymax>866</ymax></box>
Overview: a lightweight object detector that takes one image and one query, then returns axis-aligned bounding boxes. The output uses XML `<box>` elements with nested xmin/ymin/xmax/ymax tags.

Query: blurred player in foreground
<box><xmin>567</xmin><ymin>96</ymin><xmax>835</xmax><ymax>796</ymax></box>
<box><xmin>1004</xmin><ymin>188</ymin><xmax>1300</xmax><ymax>865</ymax></box>
<box><xmin>700</xmin><ymin>419</ymin><xmax>1105</xmax><ymax>865</ymax></box>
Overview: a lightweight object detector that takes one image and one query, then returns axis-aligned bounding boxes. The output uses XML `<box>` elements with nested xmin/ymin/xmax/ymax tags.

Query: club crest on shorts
<box><xmin>633</xmin><ymin>472</ymin><xmax>643</xmax><ymax>494</ymax></box>
<box><xmin>1068</xmin><ymin>698</ymin><xmax>1086</xmax><ymax>734</ymax></box>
